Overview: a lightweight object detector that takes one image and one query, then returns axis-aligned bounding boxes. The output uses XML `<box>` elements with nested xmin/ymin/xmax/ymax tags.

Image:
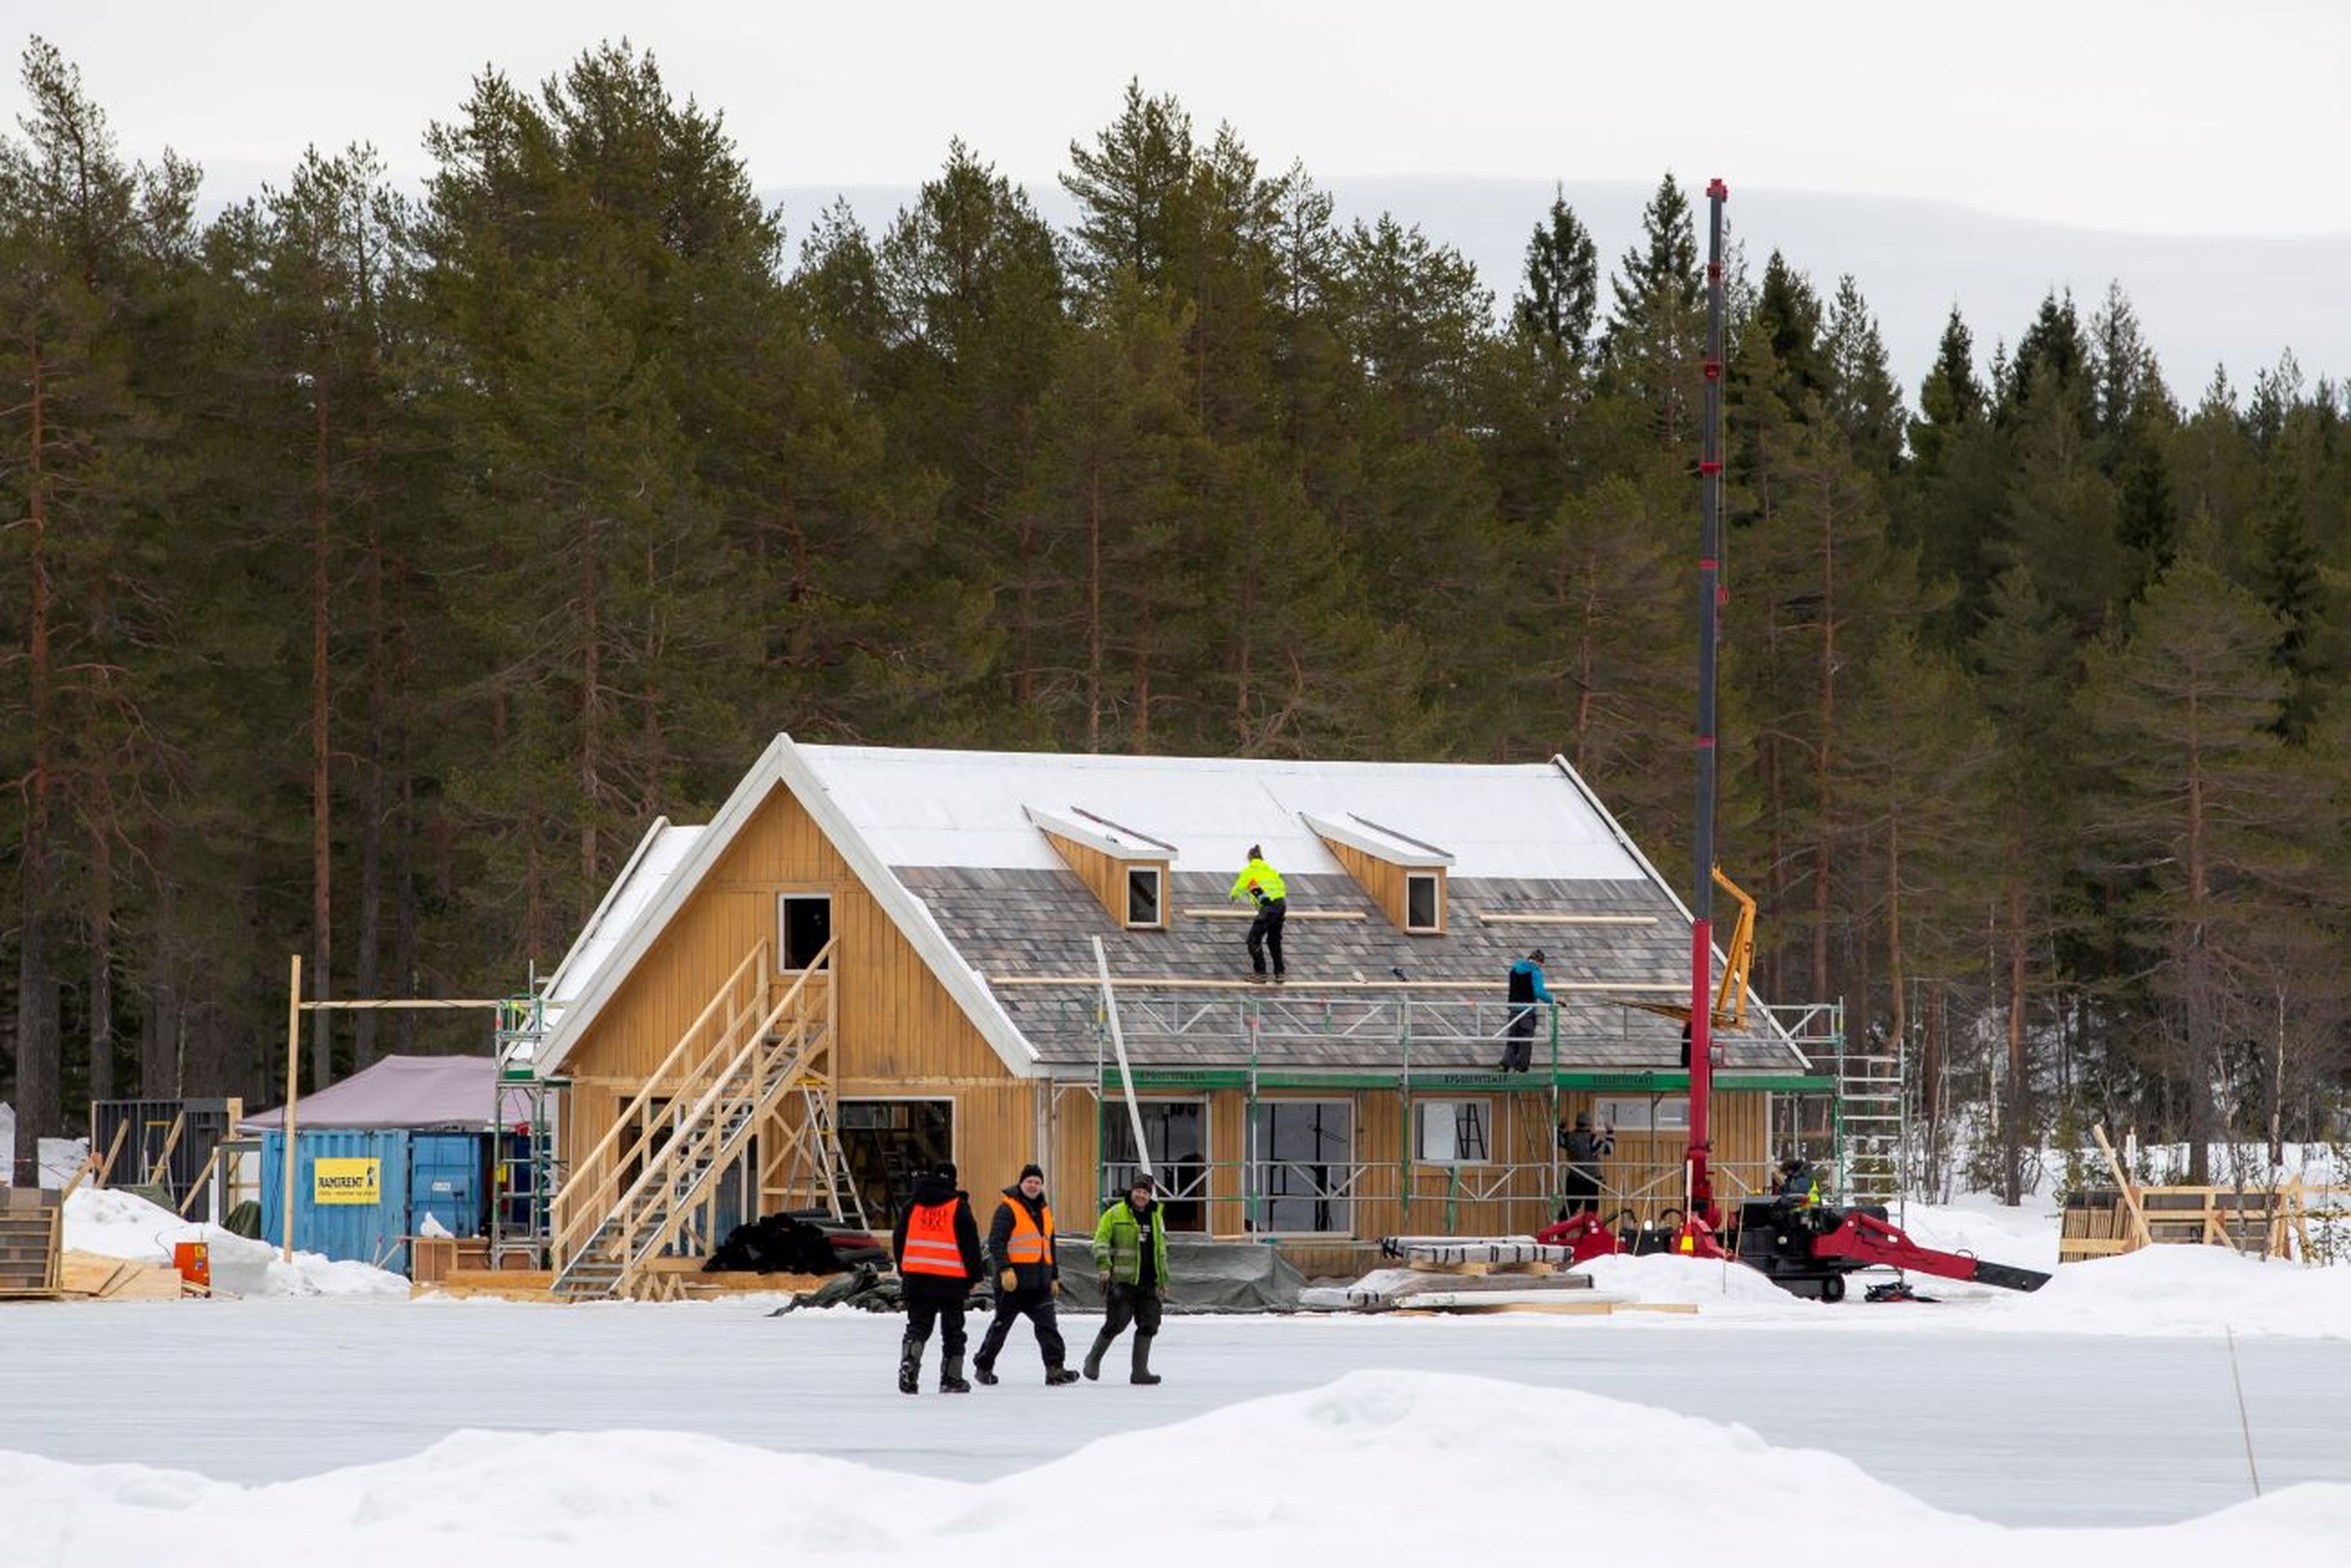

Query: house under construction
<box><xmin>498</xmin><ymin>737</ymin><xmax>1858</xmax><ymax>1300</ymax></box>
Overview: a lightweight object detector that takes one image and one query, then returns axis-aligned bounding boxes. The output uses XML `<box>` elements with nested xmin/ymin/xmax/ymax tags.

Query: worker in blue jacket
<box><xmin>1497</xmin><ymin>948</ymin><xmax>1556</xmax><ymax>1072</ymax></box>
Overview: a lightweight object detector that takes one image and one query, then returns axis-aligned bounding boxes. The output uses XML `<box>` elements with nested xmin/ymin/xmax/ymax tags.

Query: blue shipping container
<box><xmin>260</xmin><ymin>1129</ymin><xmax>412</xmax><ymax>1274</ymax></box>
<box><xmin>408</xmin><ymin>1133</ymin><xmax>484</xmax><ymax>1244</ymax></box>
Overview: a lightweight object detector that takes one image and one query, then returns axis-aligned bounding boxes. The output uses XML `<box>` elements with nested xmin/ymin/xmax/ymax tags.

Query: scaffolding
<box><xmin>492</xmin><ymin>989</ymin><xmax>563</xmax><ymax>1269</ymax></box>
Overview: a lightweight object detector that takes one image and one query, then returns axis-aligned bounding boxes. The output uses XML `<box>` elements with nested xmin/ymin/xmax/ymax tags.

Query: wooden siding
<box><xmin>1318</xmin><ymin>835</ymin><xmax>1445</xmax><ymax>934</ymax></box>
<box><xmin>1040</xmin><ymin>829</ymin><xmax>1168</xmax><ymax>930</ymax></box>
<box><xmin>563</xmin><ymin>783</ymin><xmax>1022</xmax><ymax>1188</ymax></box>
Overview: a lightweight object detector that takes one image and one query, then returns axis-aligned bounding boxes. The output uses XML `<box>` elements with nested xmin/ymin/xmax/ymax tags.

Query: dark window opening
<box><xmin>838</xmin><ymin>1099</ymin><xmax>952</xmax><ymax>1227</ymax></box>
<box><xmin>780</xmin><ymin>893</ymin><xmax>832</xmax><ymax>971</ymax></box>
<box><xmin>1103</xmin><ymin>1100</ymin><xmax>1208</xmax><ymax>1232</ymax></box>
<box><xmin>1405</xmin><ymin>872</ymin><xmax>1441</xmax><ymax>931</ymax></box>
<box><xmin>1126</xmin><ymin>866</ymin><xmax>1163</xmax><ymax>928</ymax></box>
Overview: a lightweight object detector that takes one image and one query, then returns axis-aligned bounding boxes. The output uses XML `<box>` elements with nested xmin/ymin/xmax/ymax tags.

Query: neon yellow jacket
<box><xmin>1229</xmin><ymin>857</ymin><xmax>1286</xmax><ymax>904</ymax></box>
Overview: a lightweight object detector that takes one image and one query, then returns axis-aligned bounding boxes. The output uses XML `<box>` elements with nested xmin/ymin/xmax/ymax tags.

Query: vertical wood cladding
<box><xmin>1038</xmin><ymin>830</ymin><xmax>1168</xmax><ymax>930</ymax></box>
<box><xmin>1316</xmin><ymin>836</ymin><xmax>1444</xmax><ymax>934</ymax></box>
<box><xmin>564</xmin><ymin>783</ymin><xmax>1024</xmax><ymax>1187</ymax></box>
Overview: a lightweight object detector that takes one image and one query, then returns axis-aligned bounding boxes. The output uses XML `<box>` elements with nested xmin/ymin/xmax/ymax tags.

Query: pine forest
<box><xmin>3</xmin><ymin>40</ymin><xmax>2347</xmax><ymax>1196</ymax></box>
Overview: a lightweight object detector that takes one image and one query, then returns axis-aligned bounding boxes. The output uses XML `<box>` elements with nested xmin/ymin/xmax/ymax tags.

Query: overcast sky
<box><xmin>19</xmin><ymin>1</ymin><xmax>2351</xmax><ymax>386</ymax></box>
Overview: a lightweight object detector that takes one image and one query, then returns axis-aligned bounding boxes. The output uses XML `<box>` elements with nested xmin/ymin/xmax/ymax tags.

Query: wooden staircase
<box><xmin>548</xmin><ymin>939</ymin><xmax>849</xmax><ymax>1300</ymax></box>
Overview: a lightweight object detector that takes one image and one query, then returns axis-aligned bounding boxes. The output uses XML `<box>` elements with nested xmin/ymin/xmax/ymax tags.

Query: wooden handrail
<box><xmin>550</xmin><ymin>939</ymin><xmax>770</xmax><ymax>1248</ymax></box>
<box><xmin>553</xmin><ymin>940</ymin><xmax>836</xmax><ymax>1272</ymax></box>
<box><xmin>604</xmin><ymin>972</ymin><xmax>825</xmax><ymax>1273</ymax></box>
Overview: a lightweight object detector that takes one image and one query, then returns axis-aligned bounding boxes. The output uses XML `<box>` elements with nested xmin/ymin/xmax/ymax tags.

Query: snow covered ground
<box><xmin>8</xmin><ymin>1190</ymin><xmax>2349</xmax><ymax>1564</ymax></box>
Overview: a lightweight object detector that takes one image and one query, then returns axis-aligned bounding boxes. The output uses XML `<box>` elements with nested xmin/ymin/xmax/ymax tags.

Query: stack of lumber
<box><xmin>1329</xmin><ymin>1236</ymin><xmax>1697</xmax><ymax>1316</ymax></box>
<box><xmin>0</xmin><ymin>1188</ymin><xmax>64</xmax><ymax>1299</ymax></box>
<box><xmin>57</xmin><ymin>1250</ymin><xmax>197</xmax><ymax>1301</ymax></box>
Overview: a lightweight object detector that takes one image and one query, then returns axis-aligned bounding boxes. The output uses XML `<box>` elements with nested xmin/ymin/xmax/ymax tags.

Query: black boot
<box><xmin>940</xmin><ymin>1353</ymin><xmax>971</xmax><ymax>1394</ymax></box>
<box><xmin>973</xmin><ymin>1360</ymin><xmax>999</xmax><ymax>1386</ymax></box>
<box><xmin>1082</xmin><ymin>1329</ymin><xmax>1113</xmax><ymax>1381</ymax></box>
<box><xmin>898</xmin><ymin>1335</ymin><xmax>923</xmax><ymax>1396</ymax></box>
<box><xmin>1046</xmin><ymin>1365</ymin><xmax>1080</xmax><ymax>1386</ymax></box>
<box><xmin>1130</xmin><ymin>1334</ymin><xmax>1161</xmax><ymax>1386</ymax></box>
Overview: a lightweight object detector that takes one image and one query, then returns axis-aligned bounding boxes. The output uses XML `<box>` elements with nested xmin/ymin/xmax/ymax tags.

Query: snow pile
<box><xmin>1975</xmin><ymin>1243</ymin><xmax>2351</xmax><ymax>1338</ymax></box>
<box><xmin>1576</xmin><ymin>1250</ymin><xmax>1818</xmax><ymax>1316</ymax></box>
<box><xmin>66</xmin><ymin>1187</ymin><xmax>407</xmax><ymax>1299</ymax></box>
<box><xmin>4</xmin><ymin>1371</ymin><xmax>2344</xmax><ymax>1567</ymax></box>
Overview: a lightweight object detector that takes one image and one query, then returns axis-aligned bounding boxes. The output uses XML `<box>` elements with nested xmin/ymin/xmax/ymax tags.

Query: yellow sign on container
<box><xmin>313</xmin><ymin>1157</ymin><xmax>381</xmax><ymax>1206</ymax></box>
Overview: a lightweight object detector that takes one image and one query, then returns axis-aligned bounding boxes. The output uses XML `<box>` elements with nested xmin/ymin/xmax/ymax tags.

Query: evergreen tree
<box><xmin>1060</xmin><ymin>80</ymin><xmax>1194</xmax><ymax>299</ymax></box>
<box><xmin>1512</xmin><ymin>187</ymin><xmax>1599</xmax><ymax>377</ymax></box>
<box><xmin>1598</xmin><ymin>173</ymin><xmax>1704</xmax><ymax>446</ymax></box>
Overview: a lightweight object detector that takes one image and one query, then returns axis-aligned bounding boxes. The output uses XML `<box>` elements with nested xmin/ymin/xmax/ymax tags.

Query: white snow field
<box><xmin>7</xmin><ymin>1189</ymin><xmax>2350</xmax><ymax>1566</ymax></box>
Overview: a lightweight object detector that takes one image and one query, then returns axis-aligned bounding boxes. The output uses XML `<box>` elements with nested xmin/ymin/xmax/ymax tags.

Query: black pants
<box><xmin>1100</xmin><ymin>1281</ymin><xmax>1164</xmax><ymax>1344</ymax></box>
<box><xmin>1562</xmin><ymin>1168</ymin><xmax>1602</xmax><ymax>1217</ymax></box>
<box><xmin>1247</xmin><ymin>898</ymin><xmax>1286</xmax><ymax>975</ymax></box>
<box><xmin>904</xmin><ymin>1292</ymin><xmax>968</xmax><ymax>1356</ymax></box>
<box><xmin>1501</xmin><ymin>1007</ymin><xmax>1537</xmax><ymax>1071</ymax></box>
<box><xmin>976</xmin><ymin>1286</ymin><xmax>1067</xmax><ymax>1370</ymax></box>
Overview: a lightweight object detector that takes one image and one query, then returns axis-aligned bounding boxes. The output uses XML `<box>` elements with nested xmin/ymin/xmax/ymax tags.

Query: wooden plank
<box><xmin>2090</xmin><ymin>1125</ymin><xmax>2152</xmax><ymax>1250</ymax></box>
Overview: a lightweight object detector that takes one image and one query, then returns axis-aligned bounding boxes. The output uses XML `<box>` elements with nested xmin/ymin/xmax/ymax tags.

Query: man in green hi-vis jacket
<box><xmin>1084</xmin><ymin>1173</ymin><xmax>1170</xmax><ymax>1385</ymax></box>
<box><xmin>1228</xmin><ymin>844</ymin><xmax>1288</xmax><ymax>982</ymax></box>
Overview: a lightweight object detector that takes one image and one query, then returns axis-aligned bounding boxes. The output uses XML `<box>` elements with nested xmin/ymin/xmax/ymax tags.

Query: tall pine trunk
<box><xmin>310</xmin><ymin>389</ymin><xmax>335</xmax><ymax>1091</ymax></box>
<box><xmin>16</xmin><ymin>333</ymin><xmax>61</xmax><ymax>1142</ymax></box>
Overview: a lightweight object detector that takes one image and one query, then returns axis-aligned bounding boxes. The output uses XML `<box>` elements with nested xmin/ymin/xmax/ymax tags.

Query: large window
<box><xmin>778</xmin><ymin>893</ymin><xmax>833</xmax><ymax>971</ymax></box>
<box><xmin>1770</xmin><ymin>1092</ymin><xmax>1836</xmax><ymax>1163</ymax></box>
<box><xmin>1101</xmin><ymin>1098</ymin><xmax>1209</xmax><ymax>1232</ymax></box>
<box><xmin>1247</xmin><ymin>1100</ymin><xmax>1354</xmax><ymax>1234</ymax></box>
<box><xmin>838</xmin><ymin>1098</ymin><xmax>951</xmax><ymax>1226</ymax></box>
<box><xmin>1413</xmin><ymin>1099</ymin><xmax>1491</xmax><ymax>1165</ymax></box>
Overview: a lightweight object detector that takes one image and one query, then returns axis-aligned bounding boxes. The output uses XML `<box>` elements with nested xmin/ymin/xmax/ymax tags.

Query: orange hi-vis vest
<box><xmin>901</xmin><ymin>1201</ymin><xmax>966</xmax><ymax>1278</ymax></box>
<box><xmin>1005</xmin><ymin>1201</ymin><xmax>1056</xmax><ymax>1266</ymax></box>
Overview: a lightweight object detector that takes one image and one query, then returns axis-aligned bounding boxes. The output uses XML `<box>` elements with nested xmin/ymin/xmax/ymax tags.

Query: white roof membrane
<box><xmin>797</xmin><ymin>747</ymin><xmax>1644</xmax><ymax>880</ymax></box>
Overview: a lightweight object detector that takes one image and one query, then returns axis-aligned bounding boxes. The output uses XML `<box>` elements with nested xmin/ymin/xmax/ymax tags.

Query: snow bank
<box><xmin>66</xmin><ymin>1187</ymin><xmax>407</xmax><ymax>1299</ymax></box>
<box><xmin>1973</xmin><ymin>1242</ymin><xmax>2351</xmax><ymax>1339</ymax></box>
<box><xmin>4</xmin><ymin>1371</ymin><xmax>2342</xmax><ymax>1567</ymax></box>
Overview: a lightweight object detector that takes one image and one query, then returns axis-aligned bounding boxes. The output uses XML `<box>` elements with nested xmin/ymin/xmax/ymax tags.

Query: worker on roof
<box><xmin>1229</xmin><ymin>844</ymin><xmax>1288</xmax><ymax>984</ymax></box>
<box><xmin>973</xmin><ymin>1163</ymin><xmax>1079</xmax><ymax>1388</ymax></box>
<box><xmin>892</xmin><ymin>1161</ymin><xmax>984</xmax><ymax>1395</ymax></box>
<box><xmin>1497</xmin><ymin>947</ymin><xmax>1557</xmax><ymax>1072</ymax></box>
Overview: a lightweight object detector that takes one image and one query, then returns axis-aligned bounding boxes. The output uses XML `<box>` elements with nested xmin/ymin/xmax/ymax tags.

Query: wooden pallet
<box><xmin>0</xmin><ymin>1193</ymin><xmax>64</xmax><ymax>1299</ymax></box>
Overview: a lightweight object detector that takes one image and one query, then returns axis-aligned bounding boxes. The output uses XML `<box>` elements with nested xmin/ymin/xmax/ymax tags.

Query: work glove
<box><xmin>1098</xmin><ymin>1270</ymin><xmax>1112</xmax><ymax>1291</ymax></box>
<box><xmin>1051</xmin><ymin>1278</ymin><xmax>1062</xmax><ymax>1298</ymax></box>
<box><xmin>999</xmin><ymin>1268</ymin><xmax>1017</xmax><ymax>1292</ymax></box>
<box><xmin>1156</xmin><ymin>1285</ymin><xmax>1167</xmax><ymax>1300</ymax></box>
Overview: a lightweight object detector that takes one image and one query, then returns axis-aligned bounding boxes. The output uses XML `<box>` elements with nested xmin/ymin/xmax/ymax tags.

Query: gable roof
<box><xmin>531</xmin><ymin>737</ymin><xmax>1809</xmax><ymax>1079</ymax></box>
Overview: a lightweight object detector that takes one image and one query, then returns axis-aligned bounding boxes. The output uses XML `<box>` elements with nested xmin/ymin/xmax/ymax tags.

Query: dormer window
<box><xmin>1126</xmin><ymin>866</ymin><xmax>1164</xmax><ymax>929</ymax></box>
<box><xmin>1026</xmin><ymin>805</ymin><xmax>1177</xmax><ymax>932</ymax></box>
<box><xmin>1304</xmin><ymin>811</ymin><xmax>1452</xmax><ymax>936</ymax></box>
<box><xmin>1405</xmin><ymin>872</ymin><xmax>1441</xmax><ymax>933</ymax></box>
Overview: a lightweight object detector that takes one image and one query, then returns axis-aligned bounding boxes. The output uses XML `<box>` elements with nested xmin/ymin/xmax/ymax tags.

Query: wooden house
<box><xmin>520</xmin><ymin>737</ymin><xmax>1834</xmax><ymax>1297</ymax></box>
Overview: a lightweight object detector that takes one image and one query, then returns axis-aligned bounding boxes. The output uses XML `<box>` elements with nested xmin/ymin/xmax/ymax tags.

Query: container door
<box><xmin>408</xmin><ymin>1134</ymin><xmax>482</xmax><ymax>1242</ymax></box>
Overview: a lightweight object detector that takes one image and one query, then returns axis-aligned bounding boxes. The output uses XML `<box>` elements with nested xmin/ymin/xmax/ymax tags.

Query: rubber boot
<box><xmin>940</xmin><ymin>1353</ymin><xmax>971</xmax><ymax>1394</ymax></box>
<box><xmin>897</xmin><ymin>1335</ymin><xmax>923</xmax><ymax>1396</ymax></box>
<box><xmin>1046</xmin><ymin>1365</ymin><xmax>1081</xmax><ymax>1386</ymax></box>
<box><xmin>1082</xmin><ymin>1329</ymin><xmax>1114</xmax><ymax>1381</ymax></box>
<box><xmin>1130</xmin><ymin>1333</ymin><xmax>1161</xmax><ymax>1386</ymax></box>
<box><xmin>973</xmin><ymin>1360</ymin><xmax>999</xmax><ymax>1386</ymax></box>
